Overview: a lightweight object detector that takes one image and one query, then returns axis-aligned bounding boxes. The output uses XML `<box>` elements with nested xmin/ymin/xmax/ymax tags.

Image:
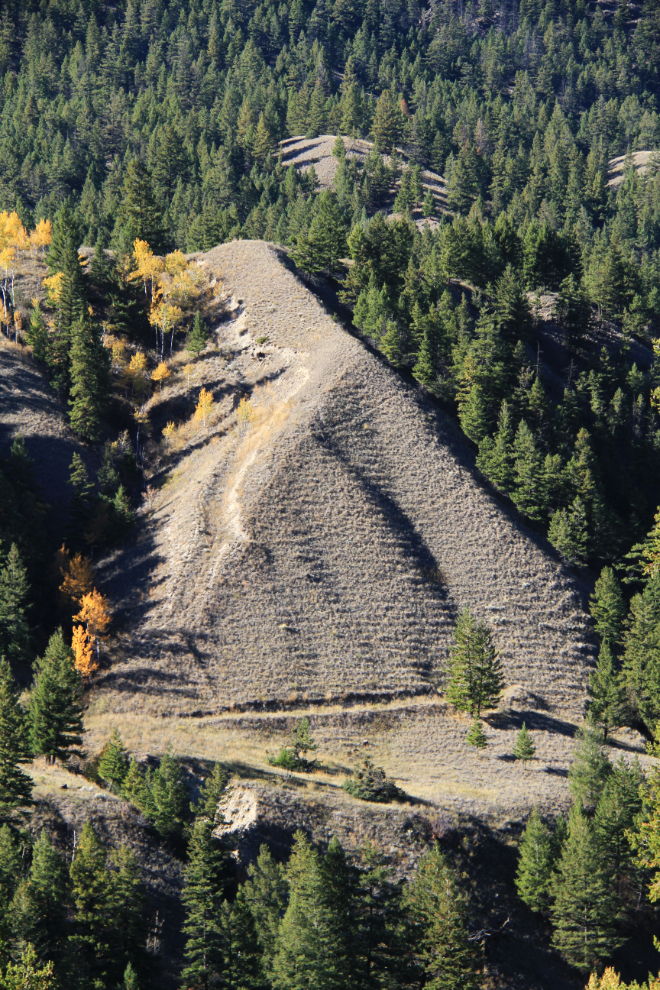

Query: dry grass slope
<box><xmin>98</xmin><ymin>241</ymin><xmax>594</xmax><ymax>733</ymax></box>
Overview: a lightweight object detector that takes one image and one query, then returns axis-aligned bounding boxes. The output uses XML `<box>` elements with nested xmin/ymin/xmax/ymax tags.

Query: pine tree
<box><xmin>191</xmin><ymin>762</ymin><xmax>227</xmax><ymax>821</ymax></box>
<box><xmin>0</xmin><ymin>658</ymin><xmax>32</xmax><ymax>821</ymax></box>
<box><xmin>68</xmin><ymin>316</ymin><xmax>109</xmax><ymax>442</ymax></box>
<box><xmin>240</xmin><ymin>845</ymin><xmax>289</xmax><ymax>982</ymax></box>
<box><xmin>10</xmin><ymin>831</ymin><xmax>70</xmax><ymax>966</ymax></box>
<box><xmin>121</xmin><ymin>758</ymin><xmax>150</xmax><ymax>812</ymax></box>
<box><xmin>0</xmin><ymin>945</ymin><xmax>54</xmax><ymax>989</ymax></box>
<box><xmin>548</xmin><ymin>499</ymin><xmax>588</xmax><ymax>564</ymax></box>
<box><xmin>568</xmin><ymin>723</ymin><xmax>612</xmax><ymax>809</ymax></box>
<box><xmin>446</xmin><ymin>607</ymin><xmax>504</xmax><ymax>716</ymax></box>
<box><xmin>590</xmin><ymin>567</ymin><xmax>626</xmax><ymax>646</ymax></box>
<box><xmin>551</xmin><ymin>801</ymin><xmax>621</xmax><ymax>972</ymax></box>
<box><xmin>622</xmin><ymin>571</ymin><xmax>660</xmax><ymax>736</ymax></box>
<box><xmin>404</xmin><ymin>844</ymin><xmax>480</xmax><ymax>990</ymax></box>
<box><xmin>353</xmin><ymin>844</ymin><xmax>404</xmax><ymax>989</ymax></box>
<box><xmin>26</xmin><ymin>302</ymin><xmax>49</xmax><ymax>363</ymax></box>
<box><xmin>0</xmin><ymin>823</ymin><xmax>21</xmax><ymax>946</ymax></box>
<box><xmin>98</xmin><ymin>729</ymin><xmax>129</xmax><ymax>791</ymax></box>
<box><xmin>465</xmin><ymin>715</ymin><xmax>487</xmax><ymax>749</ymax></box>
<box><xmin>459</xmin><ymin>384</ymin><xmax>490</xmax><ymax>444</ymax></box>
<box><xmin>273</xmin><ymin>830</ymin><xmax>351</xmax><ymax>990</ymax></box>
<box><xmin>0</xmin><ymin>543</ymin><xmax>31</xmax><ymax>666</ymax></box>
<box><xmin>67</xmin><ymin>454</ymin><xmax>95</xmax><ymax>547</ymax></box>
<box><xmin>593</xmin><ymin>757</ymin><xmax>644</xmax><ymax>899</ymax></box>
<box><xmin>588</xmin><ymin>642</ymin><xmax>626</xmax><ymax>739</ymax></box>
<box><xmin>371</xmin><ymin>90</ymin><xmax>402</xmax><ymax>153</ymax></box>
<box><xmin>477</xmin><ymin>401</ymin><xmax>515</xmax><ymax>491</ymax></box>
<box><xmin>514</xmin><ymin>723</ymin><xmax>536</xmax><ymax>762</ymax></box>
<box><xmin>121</xmin><ymin>963</ymin><xmax>140</xmax><ymax>990</ymax></box>
<box><xmin>69</xmin><ymin>821</ymin><xmax>113</xmax><ymax>984</ymax></box>
<box><xmin>187</xmin><ymin>311</ymin><xmax>209</xmax><ymax>355</ymax></box>
<box><xmin>48</xmin><ymin>220</ymin><xmax>88</xmax><ymax>396</ymax></box>
<box><xmin>181</xmin><ymin>818</ymin><xmax>227</xmax><ymax>990</ymax></box>
<box><xmin>511</xmin><ymin>420</ymin><xmax>546</xmax><ymax>521</ymax></box>
<box><xmin>422</xmin><ymin>189</ymin><xmax>436</xmax><ymax>218</ymax></box>
<box><xmin>218</xmin><ymin>896</ymin><xmax>263</xmax><ymax>990</ymax></box>
<box><xmin>122</xmin><ymin>159</ymin><xmax>168</xmax><ymax>255</ymax></box>
<box><xmin>29</xmin><ymin>628</ymin><xmax>84</xmax><ymax>763</ymax></box>
<box><xmin>380</xmin><ymin>320</ymin><xmax>402</xmax><ymax>366</ymax></box>
<box><xmin>150</xmin><ymin>749</ymin><xmax>187</xmax><ymax>839</ymax></box>
<box><xmin>108</xmin><ymin>844</ymin><xmax>146</xmax><ymax>964</ymax></box>
<box><xmin>515</xmin><ymin>808</ymin><xmax>553</xmax><ymax>912</ymax></box>
<box><xmin>412</xmin><ymin>321</ymin><xmax>437</xmax><ymax>389</ymax></box>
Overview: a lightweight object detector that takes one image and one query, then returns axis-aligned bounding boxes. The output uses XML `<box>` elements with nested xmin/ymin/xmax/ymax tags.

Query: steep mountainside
<box><xmin>82</xmin><ymin>240</ymin><xmax>606</xmax><ymax>816</ymax></box>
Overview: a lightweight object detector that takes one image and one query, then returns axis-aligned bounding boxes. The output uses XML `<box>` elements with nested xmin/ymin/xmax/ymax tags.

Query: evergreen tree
<box><xmin>273</xmin><ymin>830</ymin><xmax>352</xmax><ymax>990</ymax></box>
<box><xmin>98</xmin><ymin>730</ymin><xmax>129</xmax><ymax>791</ymax></box>
<box><xmin>26</xmin><ymin>303</ymin><xmax>49</xmax><ymax>363</ymax></box>
<box><xmin>108</xmin><ymin>845</ymin><xmax>146</xmax><ymax>965</ymax></box>
<box><xmin>10</xmin><ymin>831</ymin><xmax>70</xmax><ymax>966</ymax></box>
<box><xmin>67</xmin><ymin>453</ymin><xmax>95</xmax><ymax>547</ymax></box>
<box><xmin>513</xmin><ymin>723</ymin><xmax>536</xmax><ymax>762</ymax></box>
<box><xmin>459</xmin><ymin>384</ymin><xmax>490</xmax><ymax>444</ymax></box>
<box><xmin>69</xmin><ymin>821</ymin><xmax>113</xmax><ymax>984</ymax></box>
<box><xmin>568</xmin><ymin>722</ymin><xmax>612</xmax><ymax>809</ymax></box>
<box><xmin>465</xmin><ymin>715</ymin><xmax>488</xmax><ymax>749</ymax></box>
<box><xmin>476</xmin><ymin>401</ymin><xmax>515</xmax><ymax>491</ymax></box>
<box><xmin>548</xmin><ymin>499</ymin><xmax>588</xmax><ymax>564</ymax></box>
<box><xmin>0</xmin><ymin>658</ymin><xmax>32</xmax><ymax>821</ymax></box>
<box><xmin>353</xmin><ymin>844</ymin><xmax>404</xmax><ymax>989</ymax></box>
<box><xmin>121</xmin><ymin>758</ymin><xmax>150</xmax><ymax>812</ymax></box>
<box><xmin>241</xmin><ymin>845</ymin><xmax>288</xmax><ymax>982</ymax></box>
<box><xmin>588</xmin><ymin>642</ymin><xmax>626</xmax><ymax>740</ymax></box>
<box><xmin>551</xmin><ymin>801</ymin><xmax>621</xmax><ymax>972</ymax></box>
<box><xmin>29</xmin><ymin>629</ymin><xmax>84</xmax><ymax>763</ymax></box>
<box><xmin>192</xmin><ymin>762</ymin><xmax>227</xmax><ymax>821</ymax></box>
<box><xmin>187</xmin><ymin>311</ymin><xmax>209</xmax><ymax>355</ymax></box>
<box><xmin>121</xmin><ymin>160</ymin><xmax>168</xmax><ymax>255</ymax></box>
<box><xmin>181</xmin><ymin>818</ymin><xmax>227</xmax><ymax>990</ymax></box>
<box><xmin>515</xmin><ymin>808</ymin><xmax>553</xmax><ymax>913</ymax></box>
<box><xmin>48</xmin><ymin>218</ymin><xmax>88</xmax><ymax>395</ymax></box>
<box><xmin>412</xmin><ymin>321</ymin><xmax>437</xmax><ymax>389</ymax></box>
<box><xmin>0</xmin><ymin>544</ymin><xmax>31</xmax><ymax>667</ymax></box>
<box><xmin>0</xmin><ymin>823</ymin><xmax>21</xmax><ymax>946</ymax></box>
<box><xmin>446</xmin><ymin>607</ymin><xmax>504</xmax><ymax>716</ymax></box>
<box><xmin>511</xmin><ymin>420</ymin><xmax>546</xmax><ymax>521</ymax></box>
<box><xmin>621</xmin><ymin>572</ymin><xmax>660</xmax><ymax>737</ymax></box>
<box><xmin>371</xmin><ymin>90</ymin><xmax>401</xmax><ymax>153</ymax></box>
<box><xmin>404</xmin><ymin>844</ymin><xmax>480</xmax><ymax>990</ymax></box>
<box><xmin>590</xmin><ymin>567</ymin><xmax>626</xmax><ymax>646</ymax></box>
<box><xmin>593</xmin><ymin>757</ymin><xmax>644</xmax><ymax>899</ymax></box>
<box><xmin>68</xmin><ymin>316</ymin><xmax>109</xmax><ymax>442</ymax></box>
<box><xmin>150</xmin><ymin>749</ymin><xmax>188</xmax><ymax>839</ymax></box>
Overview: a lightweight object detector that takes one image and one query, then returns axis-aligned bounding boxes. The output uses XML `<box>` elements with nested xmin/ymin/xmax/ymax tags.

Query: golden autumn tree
<box><xmin>58</xmin><ymin>546</ymin><xmax>95</xmax><ymax>610</ymax></box>
<box><xmin>151</xmin><ymin>361</ymin><xmax>172</xmax><ymax>391</ymax></box>
<box><xmin>72</xmin><ymin>624</ymin><xmax>97</xmax><ymax>679</ymax></box>
<box><xmin>73</xmin><ymin>589</ymin><xmax>110</xmax><ymax>664</ymax></box>
<box><xmin>29</xmin><ymin>218</ymin><xmax>53</xmax><ymax>259</ymax></box>
<box><xmin>195</xmin><ymin>387</ymin><xmax>215</xmax><ymax>428</ymax></box>
<box><xmin>162</xmin><ymin>421</ymin><xmax>176</xmax><ymax>448</ymax></box>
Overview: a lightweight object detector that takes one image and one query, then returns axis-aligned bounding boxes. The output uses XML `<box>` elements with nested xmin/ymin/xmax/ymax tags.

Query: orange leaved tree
<box><xmin>58</xmin><ymin>546</ymin><xmax>94</xmax><ymax>609</ymax></box>
<box><xmin>195</xmin><ymin>388</ymin><xmax>215</xmax><ymax>428</ymax></box>
<box><xmin>73</xmin><ymin>589</ymin><xmax>110</xmax><ymax>665</ymax></box>
<box><xmin>72</xmin><ymin>624</ymin><xmax>97</xmax><ymax>679</ymax></box>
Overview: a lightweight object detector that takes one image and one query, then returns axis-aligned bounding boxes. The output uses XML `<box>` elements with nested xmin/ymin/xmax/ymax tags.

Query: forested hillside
<box><xmin>3</xmin><ymin>0</ymin><xmax>660</xmax><ymax>988</ymax></box>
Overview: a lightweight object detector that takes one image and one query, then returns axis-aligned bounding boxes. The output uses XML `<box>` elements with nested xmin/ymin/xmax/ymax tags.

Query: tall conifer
<box><xmin>29</xmin><ymin>629</ymin><xmax>84</xmax><ymax>763</ymax></box>
<box><xmin>0</xmin><ymin>658</ymin><xmax>32</xmax><ymax>820</ymax></box>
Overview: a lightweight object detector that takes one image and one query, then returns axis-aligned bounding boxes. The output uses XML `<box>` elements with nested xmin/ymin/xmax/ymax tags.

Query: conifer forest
<box><xmin>4</xmin><ymin>0</ymin><xmax>660</xmax><ymax>986</ymax></box>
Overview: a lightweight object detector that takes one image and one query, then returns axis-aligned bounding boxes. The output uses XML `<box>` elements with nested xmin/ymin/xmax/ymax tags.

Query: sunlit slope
<box><xmin>100</xmin><ymin>241</ymin><xmax>592</xmax><ymax>720</ymax></box>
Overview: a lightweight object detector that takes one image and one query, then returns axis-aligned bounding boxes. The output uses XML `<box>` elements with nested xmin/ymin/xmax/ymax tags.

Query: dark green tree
<box><xmin>69</xmin><ymin>821</ymin><xmax>113</xmax><ymax>984</ymax></box>
<box><xmin>404</xmin><ymin>844</ymin><xmax>480</xmax><ymax>990</ymax></box>
<box><xmin>371</xmin><ymin>90</ymin><xmax>402</xmax><ymax>153</ymax></box>
<box><xmin>10</xmin><ymin>831</ymin><xmax>71</xmax><ymax>967</ymax></box>
<box><xmin>187</xmin><ymin>311</ymin><xmax>209</xmax><ymax>355</ymax></box>
<box><xmin>181</xmin><ymin>818</ymin><xmax>227</xmax><ymax>990</ymax></box>
<box><xmin>622</xmin><ymin>571</ymin><xmax>660</xmax><ymax>736</ymax></box>
<box><xmin>149</xmin><ymin>749</ymin><xmax>188</xmax><ymax>839</ymax></box>
<box><xmin>68</xmin><ymin>316</ymin><xmax>109</xmax><ymax>442</ymax></box>
<box><xmin>593</xmin><ymin>757</ymin><xmax>644</xmax><ymax>900</ymax></box>
<box><xmin>0</xmin><ymin>823</ymin><xmax>21</xmax><ymax>948</ymax></box>
<box><xmin>513</xmin><ymin>723</ymin><xmax>536</xmax><ymax>762</ymax></box>
<box><xmin>0</xmin><ymin>544</ymin><xmax>31</xmax><ymax>667</ymax></box>
<box><xmin>121</xmin><ymin>159</ymin><xmax>168</xmax><ymax>255</ymax></box>
<box><xmin>240</xmin><ymin>845</ymin><xmax>288</xmax><ymax>983</ymax></box>
<box><xmin>0</xmin><ymin>658</ymin><xmax>32</xmax><ymax>821</ymax></box>
<box><xmin>465</xmin><ymin>715</ymin><xmax>488</xmax><ymax>749</ymax></box>
<box><xmin>28</xmin><ymin>629</ymin><xmax>84</xmax><ymax>763</ymax></box>
<box><xmin>446</xmin><ymin>607</ymin><xmax>504</xmax><ymax>717</ymax></box>
<box><xmin>98</xmin><ymin>730</ymin><xmax>129</xmax><ymax>791</ymax></box>
<box><xmin>515</xmin><ymin>808</ymin><xmax>554</xmax><ymax>913</ymax></box>
<box><xmin>587</xmin><ymin>642</ymin><xmax>626</xmax><ymax>740</ymax></box>
<box><xmin>590</xmin><ymin>567</ymin><xmax>626</xmax><ymax>646</ymax></box>
<box><xmin>191</xmin><ymin>762</ymin><xmax>227</xmax><ymax>821</ymax></box>
<box><xmin>550</xmin><ymin>801</ymin><xmax>621</xmax><ymax>972</ymax></box>
<box><xmin>568</xmin><ymin>722</ymin><xmax>612</xmax><ymax>810</ymax></box>
<box><xmin>26</xmin><ymin>303</ymin><xmax>49</xmax><ymax>363</ymax></box>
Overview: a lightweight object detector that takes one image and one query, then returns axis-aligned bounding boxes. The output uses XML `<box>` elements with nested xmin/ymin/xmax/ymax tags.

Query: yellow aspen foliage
<box><xmin>74</xmin><ymin>589</ymin><xmax>110</xmax><ymax>663</ymax></box>
<box><xmin>44</xmin><ymin>271</ymin><xmax>64</xmax><ymax>305</ymax></box>
<box><xmin>237</xmin><ymin>397</ymin><xmax>255</xmax><ymax>434</ymax></box>
<box><xmin>162</xmin><ymin>421</ymin><xmax>176</xmax><ymax>447</ymax></box>
<box><xmin>129</xmin><ymin>352</ymin><xmax>148</xmax><ymax>375</ymax></box>
<box><xmin>72</xmin><ymin>624</ymin><xmax>97</xmax><ymax>679</ymax></box>
<box><xmin>586</xmin><ymin>969</ymin><xmax>660</xmax><ymax>989</ymax></box>
<box><xmin>195</xmin><ymin>387</ymin><xmax>215</xmax><ymax>427</ymax></box>
<box><xmin>131</xmin><ymin>238</ymin><xmax>163</xmax><ymax>304</ymax></box>
<box><xmin>165</xmin><ymin>249</ymin><xmax>188</xmax><ymax>275</ymax></box>
<box><xmin>0</xmin><ymin>211</ymin><xmax>25</xmax><ymax>251</ymax></box>
<box><xmin>183</xmin><ymin>363</ymin><xmax>195</xmax><ymax>386</ymax></box>
<box><xmin>59</xmin><ymin>547</ymin><xmax>95</xmax><ymax>607</ymax></box>
<box><xmin>128</xmin><ymin>351</ymin><xmax>149</xmax><ymax>400</ymax></box>
<box><xmin>29</xmin><ymin>218</ymin><xmax>52</xmax><ymax>258</ymax></box>
<box><xmin>151</xmin><ymin>362</ymin><xmax>172</xmax><ymax>390</ymax></box>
